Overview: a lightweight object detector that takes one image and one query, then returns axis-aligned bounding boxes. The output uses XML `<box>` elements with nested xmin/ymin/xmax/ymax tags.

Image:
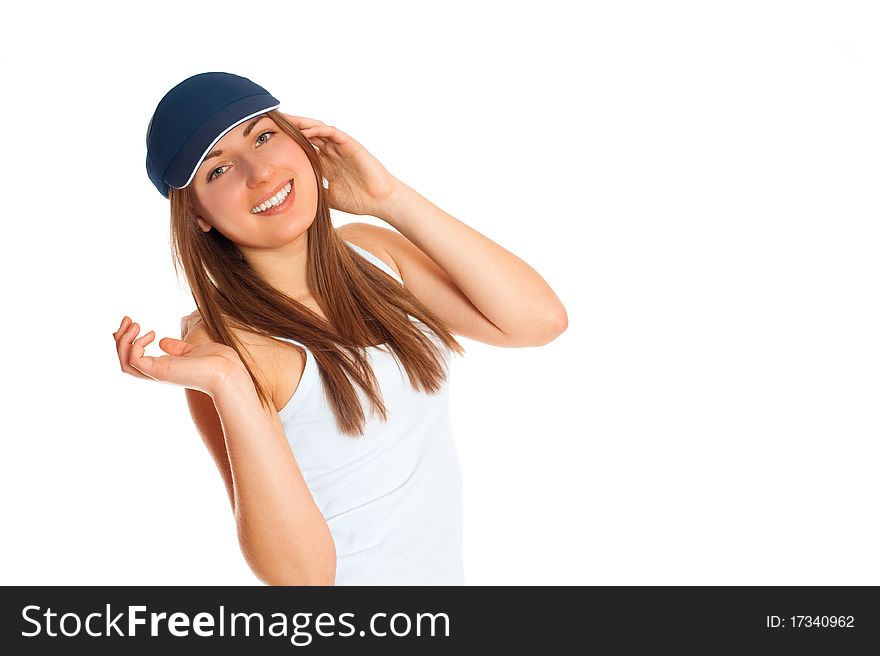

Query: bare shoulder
<box><xmin>180</xmin><ymin>310</ymin><xmax>304</xmax><ymax>413</ymax></box>
<box><xmin>335</xmin><ymin>222</ymin><xmax>403</xmax><ymax>280</ymax></box>
<box><xmin>180</xmin><ymin>310</ymin><xmax>279</xmax><ymax>347</ymax></box>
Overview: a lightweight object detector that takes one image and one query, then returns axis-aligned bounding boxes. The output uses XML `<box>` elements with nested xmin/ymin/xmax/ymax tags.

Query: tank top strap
<box><xmin>274</xmin><ymin>335</ymin><xmax>320</xmax><ymax>422</ymax></box>
<box><xmin>345</xmin><ymin>240</ymin><xmax>404</xmax><ymax>285</ymax></box>
<box><xmin>275</xmin><ymin>335</ymin><xmax>308</xmax><ymax>349</ymax></box>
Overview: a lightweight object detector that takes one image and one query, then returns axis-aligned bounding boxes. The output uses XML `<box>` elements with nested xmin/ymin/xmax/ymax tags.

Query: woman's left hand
<box><xmin>281</xmin><ymin>113</ymin><xmax>402</xmax><ymax>217</ymax></box>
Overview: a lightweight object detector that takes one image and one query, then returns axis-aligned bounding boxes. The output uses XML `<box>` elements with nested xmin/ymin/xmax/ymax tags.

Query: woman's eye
<box><xmin>208</xmin><ymin>165</ymin><xmax>228</xmax><ymax>181</ymax></box>
<box><xmin>256</xmin><ymin>130</ymin><xmax>275</xmax><ymax>145</ymax></box>
<box><xmin>207</xmin><ymin>130</ymin><xmax>276</xmax><ymax>182</ymax></box>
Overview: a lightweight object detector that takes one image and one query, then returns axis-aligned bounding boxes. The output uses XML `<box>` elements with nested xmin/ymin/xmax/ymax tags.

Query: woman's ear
<box><xmin>188</xmin><ymin>194</ymin><xmax>211</xmax><ymax>232</ymax></box>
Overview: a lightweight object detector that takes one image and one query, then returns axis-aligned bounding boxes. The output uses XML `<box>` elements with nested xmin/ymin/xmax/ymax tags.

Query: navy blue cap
<box><xmin>145</xmin><ymin>72</ymin><xmax>280</xmax><ymax>198</ymax></box>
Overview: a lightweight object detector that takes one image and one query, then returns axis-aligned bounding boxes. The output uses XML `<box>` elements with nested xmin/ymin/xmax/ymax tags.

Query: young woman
<box><xmin>113</xmin><ymin>72</ymin><xmax>568</xmax><ymax>586</ymax></box>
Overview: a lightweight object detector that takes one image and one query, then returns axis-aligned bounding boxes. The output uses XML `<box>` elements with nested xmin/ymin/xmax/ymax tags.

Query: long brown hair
<box><xmin>168</xmin><ymin>110</ymin><xmax>465</xmax><ymax>436</ymax></box>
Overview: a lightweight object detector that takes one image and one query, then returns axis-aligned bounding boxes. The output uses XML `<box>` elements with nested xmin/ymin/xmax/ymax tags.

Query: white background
<box><xmin>1</xmin><ymin>0</ymin><xmax>877</xmax><ymax>585</ymax></box>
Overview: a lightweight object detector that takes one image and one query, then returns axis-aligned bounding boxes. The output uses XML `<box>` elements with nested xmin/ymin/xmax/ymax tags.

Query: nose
<box><xmin>245</xmin><ymin>158</ymin><xmax>275</xmax><ymax>189</ymax></box>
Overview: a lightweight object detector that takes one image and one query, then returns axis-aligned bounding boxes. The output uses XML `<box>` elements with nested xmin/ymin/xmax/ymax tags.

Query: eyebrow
<box><xmin>202</xmin><ymin>116</ymin><xmax>267</xmax><ymax>165</ymax></box>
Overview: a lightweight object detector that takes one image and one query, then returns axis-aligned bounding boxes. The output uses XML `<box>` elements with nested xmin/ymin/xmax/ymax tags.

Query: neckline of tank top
<box><xmin>275</xmin><ymin>336</ymin><xmax>405</xmax><ymax>422</ymax></box>
<box><xmin>276</xmin><ymin>329</ymin><xmax>452</xmax><ymax>423</ymax></box>
<box><xmin>274</xmin><ymin>241</ymin><xmax>419</xmax><ymax>420</ymax></box>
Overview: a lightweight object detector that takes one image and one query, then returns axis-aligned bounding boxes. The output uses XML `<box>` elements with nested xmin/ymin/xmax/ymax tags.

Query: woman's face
<box><xmin>189</xmin><ymin>114</ymin><xmax>318</xmax><ymax>248</ymax></box>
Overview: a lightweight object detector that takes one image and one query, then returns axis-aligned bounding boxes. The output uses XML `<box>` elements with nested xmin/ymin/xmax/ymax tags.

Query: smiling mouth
<box><xmin>250</xmin><ymin>178</ymin><xmax>295</xmax><ymax>215</ymax></box>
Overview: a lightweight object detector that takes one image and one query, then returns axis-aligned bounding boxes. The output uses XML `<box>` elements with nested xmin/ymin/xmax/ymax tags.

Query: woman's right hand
<box><xmin>113</xmin><ymin>315</ymin><xmax>243</xmax><ymax>397</ymax></box>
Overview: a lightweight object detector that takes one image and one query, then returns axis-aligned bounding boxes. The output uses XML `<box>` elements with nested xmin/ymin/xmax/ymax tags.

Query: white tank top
<box><xmin>274</xmin><ymin>241</ymin><xmax>465</xmax><ymax>585</ymax></box>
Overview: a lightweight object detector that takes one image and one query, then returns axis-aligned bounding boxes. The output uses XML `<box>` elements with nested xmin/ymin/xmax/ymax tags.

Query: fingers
<box><xmin>159</xmin><ymin>336</ymin><xmax>190</xmax><ymax>355</ymax></box>
<box><xmin>128</xmin><ymin>329</ymin><xmax>157</xmax><ymax>379</ymax></box>
<box><xmin>300</xmin><ymin>125</ymin><xmax>347</xmax><ymax>144</ymax></box>
<box><xmin>282</xmin><ymin>114</ymin><xmax>327</xmax><ymax>128</ymax></box>
<box><xmin>133</xmin><ymin>330</ymin><xmax>156</xmax><ymax>351</ymax></box>
<box><xmin>299</xmin><ymin>126</ymin><xmax>328</xmax><ymax>151</ymax></box>
<box><xmin>114</xmin><ymin>316</ymin><xmax>153</xmax><ymax>380</ymax></box>
<box><xmin>113</xmin><ymin>315</ymin><xmax>131</xmax><ymax>341</ymax></box>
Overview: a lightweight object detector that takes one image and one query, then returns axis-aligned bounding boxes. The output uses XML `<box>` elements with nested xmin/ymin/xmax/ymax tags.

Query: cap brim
<box><xmin>164</xmin><ymin>94</ymin><xmax>280</xmax><ymax>191</ymax></box>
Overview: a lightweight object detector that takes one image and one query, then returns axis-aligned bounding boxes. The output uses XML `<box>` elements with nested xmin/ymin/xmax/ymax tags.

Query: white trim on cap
<box><xmin>176</xmin><ymin>103</ymin><xmax>281</xmax><ymax>189</ymax></box>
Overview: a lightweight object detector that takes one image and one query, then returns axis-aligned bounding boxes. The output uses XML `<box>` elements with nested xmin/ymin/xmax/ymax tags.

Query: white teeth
<box><xmin>251</xmin><ymin>181</ymin><xmax>292</xmax><ymax>213</ymax></box>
